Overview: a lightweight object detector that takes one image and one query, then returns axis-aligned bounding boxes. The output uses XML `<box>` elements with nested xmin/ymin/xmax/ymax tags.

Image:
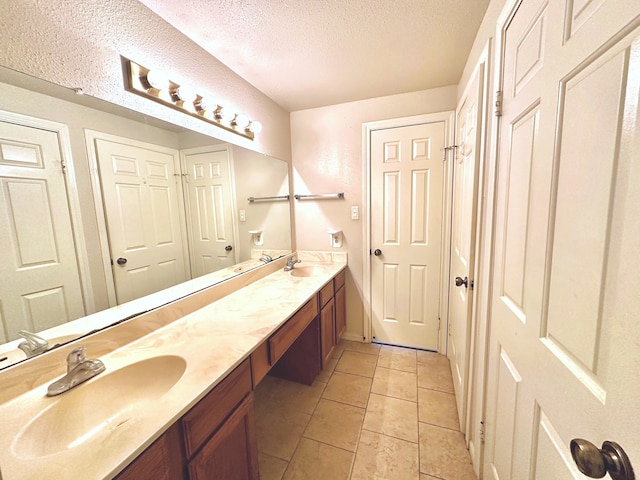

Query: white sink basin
<box><xmin>288</xmin><ymin>266</ymin><xmax>322</xmax><ymax>277</ymax></box>
<box><xmin>12</xmin><ymin>355</ymin><xmax>186</xmax><ymax>458</ymax></box>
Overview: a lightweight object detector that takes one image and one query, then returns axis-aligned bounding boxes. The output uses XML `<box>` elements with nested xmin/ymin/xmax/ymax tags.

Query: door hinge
<box><xmin>480</xmin><ymin>421</ymin><xmax>486</xmax><ymax>443</ymax></box>
<box><xmin>60</xmin><ymin>159</ymin><xmax>67</xmax><ymax>174</ymax></box>
<box><xmin>495</xmin><ymin>91</ymin><xmax>503</xmax><ymax>117</ymax></box>
<box><xmin>442</xmin><ymin>145</ymin><xmax>457</xmax><ymax>161</ymax></box>
<box><xmin>438</xmin><ymin>316</ymin><xmax>441</xmax><ymax>331</ymax></box>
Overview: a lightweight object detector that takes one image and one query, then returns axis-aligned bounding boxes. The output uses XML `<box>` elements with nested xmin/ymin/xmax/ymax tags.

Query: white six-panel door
<box><xmin>182</xmin><ymin>145</ymin><xmax>237</xmax><ymax>277</ymax></box>
<box><xmin>94</xmin><ymin>137</ymin><xmax>188</xmax><ymax>305</ymax></box>
<box><xmin>0</xmin><ymin>121</ymin><xmax>85</xmax><ymax>341</ymax></box>
<box><xmin>484</xmin><ymin>0</ymin><xmax>640</xmax><ymax>477</ymax></box>
<box><xmin>370</xmin><ymin>122</ymin><xmax>445</xmax><ymax>350</ymax></box>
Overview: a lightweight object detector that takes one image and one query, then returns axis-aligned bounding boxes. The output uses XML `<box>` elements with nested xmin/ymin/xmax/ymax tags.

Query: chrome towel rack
<box><xmin>294</xmin><ymin>192</ymin><xmax>344</xmax><ymax>200</ymax></box>
<box><xmin>247</xmin><ymin>195</ymin><xmax>290</xmax><ymax>203</ymax></box>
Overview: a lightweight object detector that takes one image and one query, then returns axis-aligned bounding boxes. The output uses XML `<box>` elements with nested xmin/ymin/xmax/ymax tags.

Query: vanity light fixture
<box><xmin>124</xmin><ymin>58</ymin><xmax>261</xmax><ymax>140</ymax></box>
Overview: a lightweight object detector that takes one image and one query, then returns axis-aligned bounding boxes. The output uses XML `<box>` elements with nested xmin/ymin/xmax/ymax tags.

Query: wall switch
<box><xmin>351</xmin><ymin>206</ymin><xmax>359</xmax><ymax>220</ymax></box>
<box><xmin>239</xmin><ymin>209</ymin><xmax>246</xmax><ymax>222</ymax></box>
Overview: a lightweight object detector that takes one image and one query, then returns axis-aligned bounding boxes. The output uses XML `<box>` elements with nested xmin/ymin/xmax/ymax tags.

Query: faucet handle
<box><xmin>66</xmin><ymin>347</ymin><xmax>87</xmax><ymax>372</ymax></box>
<box><xmin>17</xmin><ymin>330</ymin><xmax>48</xmax><ymax>356</ymax></box>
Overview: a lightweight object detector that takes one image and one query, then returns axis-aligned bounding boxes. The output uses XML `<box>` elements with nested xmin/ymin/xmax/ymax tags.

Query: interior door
<box><xmin>182</xmin><ymin>145</ymin><xmax>236</xmax><ymax>277</ymax></box>
<box><xmin>95</xmin><ymin>137</ymin><xmax>188</xmax><ymax>304</ymax></box>
<box><xmin>484</xmin><ymin>0</ymin><xmax>640</xmax><ymax>478</ymax></box>
<box><xmin>0</xmin><ymin>121</ymin><xmax>85</xmax><ymax>341</ymax></box>
<box><xmin>370</xmin><ymin>122</ymin><xmax>445</xmax><ymax>350</ymax></box>
<box><xmin>448</xmin><ymin>64</ymin><xmax>484</xmax><ymax>430</ymax></box>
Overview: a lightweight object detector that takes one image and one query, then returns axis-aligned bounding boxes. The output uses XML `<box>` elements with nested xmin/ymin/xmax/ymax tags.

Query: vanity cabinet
<box><xmin>335</xmin><ymin>270</ymin><xmax>346</xmax><ymax>341</ymax></box>
<box><xmin>114</xmin><ymin>423</ymin><xmax>184</xmax><ymax>480</ymax></box>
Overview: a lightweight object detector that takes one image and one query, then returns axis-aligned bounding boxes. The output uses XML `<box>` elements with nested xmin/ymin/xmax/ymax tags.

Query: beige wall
<box><xmin>0</xmin><ymin>0</ymin><xmax>291</xmax><ymax>161</ymax></box>
<box><xmin>291</xmin><ymin>86</ymin><xmax>458</xmax><ymax>339</ymax></box>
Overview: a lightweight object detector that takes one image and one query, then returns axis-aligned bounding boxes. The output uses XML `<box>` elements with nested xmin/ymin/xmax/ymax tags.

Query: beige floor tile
<box><xmin>303</xmin><ymin>399</ymin><xmax>365</xmax><ymax>452</ymax></box>
<box><xmin>256</xmin><ymin>407</ymin><xmax>311</xmax><ymax>461</ymax></box>
<box><xmin>351</xmin><ymin>430</ymin><xmax>420</xmax><ymax>480</ymax></box>
<box><xmin>342</xmin><ymin>340</ymin><xmax>381</xmax><ymax>356</ymax></box>
<box><xmin>335</xmin><ymin>350</ymin><xmax>378</xmax><ymax>377</ymax></box>
<box><xmin>419</xmin><ymin>423</ymin><xmax>476</xmax><ymax>479</ymax></box>
<box><xmin>371</xmin><ymin>366</ymin><xmax>418</xmax><ymax>402</ymax></box>
<box><xmin>418</xmin><ymin>388</ymin><xmax>460</xmax><ymax>430</ymax></box>
<box><xmin>417</xmin><ymin>360</ymin><xmax>454</xmax><ymax>394</ymax></box>
<box><xmin>363</xmin><ymin>393</ymin><xmax>419</xmax><ymax>442</ymax></box>
<box><xmin>377</xmin><ymin>345</ymin><xmax>417</xmax><ymax>373</ymax></box>
<box><xmin>258</xmin><ymin>452</ymin><xmax>288</xmax><ymax>480</ymax></box>
<box><xmin>283</xmin><ymin>438</ymin><xmax>354</xmax><ymax>480</ymax></box>
<box><xmin>322</xmin><ymin>371</ymin><xmax>372</xmax><ymax>408</ymax></box>
<box><xmin>416</xmin><ymin>350</ymin><xmax>449</xmax><ymax>366</ymax></box>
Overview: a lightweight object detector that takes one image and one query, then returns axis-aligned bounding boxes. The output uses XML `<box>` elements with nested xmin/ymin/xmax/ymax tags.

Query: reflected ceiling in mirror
<box><xmin>0</xmin><ymin>66</ymin><xmax>292</xmax><ymax>369</ymax></box>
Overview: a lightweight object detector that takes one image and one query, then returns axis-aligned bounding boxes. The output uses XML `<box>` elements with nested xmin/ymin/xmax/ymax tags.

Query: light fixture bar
<box><xmin>123</xmin><ymin>58</ymin><xmax>258</xmax><ymax>140</ymax></box>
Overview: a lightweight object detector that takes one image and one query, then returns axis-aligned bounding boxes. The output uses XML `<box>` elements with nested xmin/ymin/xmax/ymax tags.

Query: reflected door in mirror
<box><xmin>0</xmin><ymin>121</ymin><xmax>85</xmax><ymax>342</ymax></box>
<box><xmin>182</xmin><ymin>146</ymin><xmax>236</xmax><ymax>277</ymax></box>
<box><xmin>95</xmin><ymin>137</ymin><xmax>188</xmax><ymax>304</ymax></box>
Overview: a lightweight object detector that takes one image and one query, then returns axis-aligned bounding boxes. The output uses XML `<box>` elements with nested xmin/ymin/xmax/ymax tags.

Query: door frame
<box><xmin>362</xmin><ymin>111</ymin><xmax>455</xmax><ymax>352</ymax></box>
<box><xmin>0</xmin><ymin>109</ymin><xmax>95</xmax><ymax>314</ymax></box>
<box><xmin>85</xmin><ymin>129</ymin><xmax>190</xmax><ymax>306</ymax></box>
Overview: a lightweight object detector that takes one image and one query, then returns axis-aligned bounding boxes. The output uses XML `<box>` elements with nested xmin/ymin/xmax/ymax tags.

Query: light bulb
<box><xmin>197</xmin><ymin>97</ymin><xmax>216</xmax><ymax>113</ymax></box>
<box><xmin>174</xmin><ymin>84</ymin><xmax>198</xmax><ymax>104</ymax></box>
<box><xmin>145</xmin><ymin>70</ymin><xmax>170</xmax><ymax>90</ymax></box>
<box><xmin>248</xmin><ymin>121</ymin><xmax>263</xmax><ymax>134</ymax></box>
<box><xmin>234</xmin><ymin>113</ymin><xmax>250</xmax><ymax>129</ymax></box>
<box><xmin>215</xmin><ymin>106</ymin><xmax>234</xmax><ymax>123</ymax></box>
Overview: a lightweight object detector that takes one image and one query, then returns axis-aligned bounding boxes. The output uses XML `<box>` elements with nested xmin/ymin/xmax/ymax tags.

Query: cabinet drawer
<box><xmin>334</xmin><ymin>269</ymin><xmax>346</xmax><ymax>290</ymax></box>
<box><xmin>319</xmin><ymin>281</ymin><xmax>334</xmax><ymax>307</ymax></box>
<box><xmin>181</xmin><ymin>359</ymin><xmax>252</xmax><ymax>459</ymax></box>
<box><xmin>269</xmin><ymin>295</ymin><xmax>318</xmax><ymax>365</ymax></box>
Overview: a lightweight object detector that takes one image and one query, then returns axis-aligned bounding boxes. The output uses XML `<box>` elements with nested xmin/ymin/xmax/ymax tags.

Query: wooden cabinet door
<box><xmin>335</xmin><ymin>285</ymin><xmax>346</xmax><ymax>342</ymax></box>
<box><xmin>320</xmin><ymin>297</ymin><xmax>335</xmax><ymax>367</ymax></box>
<box><xmin>115</xmin><ymin>423</ymin><xmax>185</xmax><ymax>480</ymax></box>
<box><xmin>188</xmin><ymin>393</ymin><xmax>259</xmax><ymax>480</ymax></box>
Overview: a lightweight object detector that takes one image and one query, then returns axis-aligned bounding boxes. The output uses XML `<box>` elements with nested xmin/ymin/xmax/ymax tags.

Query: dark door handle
<box><xmin>116</xmin><ymin>257</ymin><xmax>127</xmax><ymax>265</ymax></box>
<box><xmin>455</xmin><ymin>276</ymin><xmax>468</xmax><ymax>288</ymax></box>
<box><xmin>570</xmin><ymin>439</ymin><xmax>635</xmax><ymax>480</ymax></box>
<box><xmin>225</xmin><ymin>245</ymin><xmax>233</xmax><ymax>252</ymax></box>
<box><xmin>374</xmin><ymin>249</ymin><xmax>382</xmax><ymax>256</ymax></box>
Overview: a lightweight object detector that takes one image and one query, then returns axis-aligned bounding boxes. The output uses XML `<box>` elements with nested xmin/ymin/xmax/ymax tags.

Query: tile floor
<box><xmin>255</xmin><ymin>339</ymin><xmax>478</xmax><ymax>480</ymax></box>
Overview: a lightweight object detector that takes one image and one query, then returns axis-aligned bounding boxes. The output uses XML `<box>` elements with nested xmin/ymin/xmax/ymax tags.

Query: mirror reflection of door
<box><xmin>94</xmin><ymin>136</ymin><xmax>189</xmax><ymax>304</ymax></box>
<box><xmin>181</xmin><ymin>145</ymin><xmax>237</xmax><ymax>277</ymax></box>
<box><xmin>0</xmin><ymin>120</ymin><xmax>85</xmax><ymax>342</ymax></box>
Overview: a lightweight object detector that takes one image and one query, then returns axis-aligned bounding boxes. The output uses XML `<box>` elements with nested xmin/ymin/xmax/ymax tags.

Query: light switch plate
<box><xmin>239</xmin><ymin>209</ymin><xmax>246</xmax><ymax>222</ymax></box>
<box><xmin>351</xmin><ymin>205</ymin><xmax>359</xmax><ymax>220</ymax></box>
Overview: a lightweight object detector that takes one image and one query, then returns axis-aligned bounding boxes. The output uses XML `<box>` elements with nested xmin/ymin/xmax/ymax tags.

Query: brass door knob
<box><xmin>570</xmin><ymin>439</ymin><xmax>635</xmax><ymax>480</ymax></box>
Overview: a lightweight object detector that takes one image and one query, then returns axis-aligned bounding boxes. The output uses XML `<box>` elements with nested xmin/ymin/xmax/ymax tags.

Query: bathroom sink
<box><xmin>289</xmin><ymin>266</ymin><xmax>322</xmax><ymax>277</ymax></box>
<box><xmin>11</xmin><ymin>355</ymin><xmax>186</xmax><ymax>458</ymax></box>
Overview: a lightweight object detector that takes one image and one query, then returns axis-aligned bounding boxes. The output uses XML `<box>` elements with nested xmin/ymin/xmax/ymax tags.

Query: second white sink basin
<box><xmin>12</xmin><ymin>355</ymin><xmax>187</xmax><ymax>458</ymax></box>
<box><xmin>288</xmin><ymin>266</ymin><xmax>322</xmax><ymax>277</ymax></box>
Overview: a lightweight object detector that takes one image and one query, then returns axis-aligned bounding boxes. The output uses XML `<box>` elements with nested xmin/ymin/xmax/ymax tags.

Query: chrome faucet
<box><xmin>47</xmin><ymin>346</ymin><xmax>105</xmax><ymax>396</ymax></box>
<box><xmin>259</xmin><ymin>253</ymin><xmax>273</xmax><ymax>264</ymax></box>
<box><xmin>284</xmin><ymin>257</ymin><xmax>302</xmax><ymax>271</ymax></box>
<box><xmin>17</xmin><ymin>330</ymin><xmax>48</xmax><ymax>357</ymax></box>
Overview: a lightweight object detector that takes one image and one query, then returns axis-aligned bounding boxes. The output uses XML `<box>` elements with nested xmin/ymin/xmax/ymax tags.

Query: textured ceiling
<box><xmin>138</xmin><ymin>0</ymin><xmax>490</xmax><ymax>112</ymax></box>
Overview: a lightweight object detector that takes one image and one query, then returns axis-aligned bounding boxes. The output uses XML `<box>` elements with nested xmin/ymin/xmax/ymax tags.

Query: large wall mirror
<box><xmin>0</xmin><ymin>66</ymin><xmax>292</xmax><ymax>369</ymax></box>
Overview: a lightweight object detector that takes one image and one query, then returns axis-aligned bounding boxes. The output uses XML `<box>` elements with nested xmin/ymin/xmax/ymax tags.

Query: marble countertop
<box><xmin>0</xmin><ymin>254</ymin><xmax>346</xmax><ymax>480</ymax></box>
